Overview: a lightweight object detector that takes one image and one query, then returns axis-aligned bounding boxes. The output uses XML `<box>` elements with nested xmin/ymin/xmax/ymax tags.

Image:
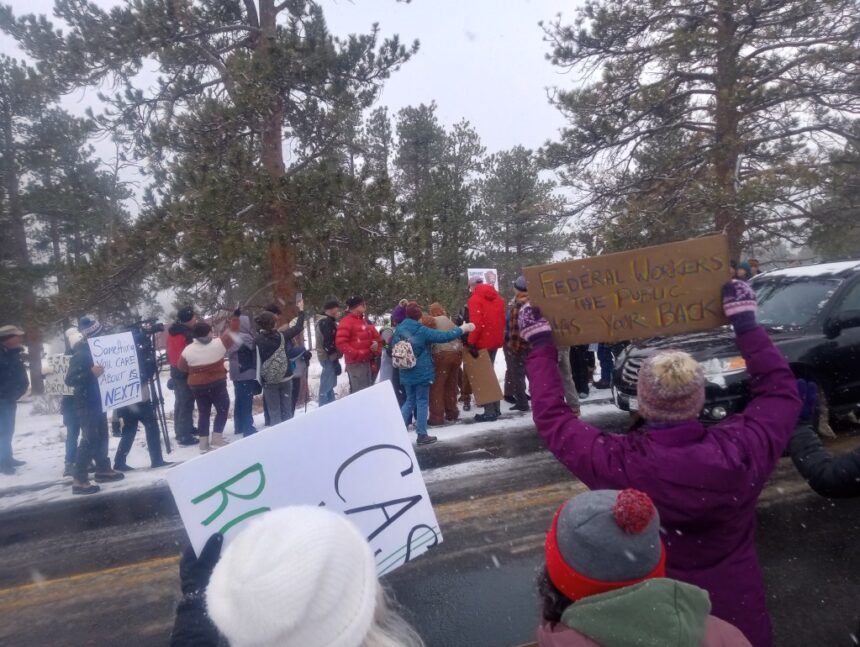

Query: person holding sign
<box><xmin>170</xmin><ymin>507</ymin><xmax>425</xmax><ymax>647</ymax></box>
<box><xmin>65</xmin><ymin>317</ymin><xmax>125</xmax><ymax>495</ymax></box>
<box><xmin>518</xmin><ymin>281</ymin><xmax>801</xmax><ymax>647</ymax></box>
<box><xmin>392</xmin><ymin>302</ymin><xmax>475</xmax><ymax>446</ymax></box>
<box><xmin>0</xmin><ymin>324</ymin><xmax>28</xmax><ymax>475</ymax></box>
<box><xmin>179</xmin><ymin>321</ymin><xmax>240</xmax><ymax>453</ymax></box>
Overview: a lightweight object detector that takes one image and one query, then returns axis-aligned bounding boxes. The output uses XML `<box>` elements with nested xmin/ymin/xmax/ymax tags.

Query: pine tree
<box><xmin>2</xmin><ymin>0</ymin><xmax>417</xmax><ymax>307</ymax></box>
<box><xmin>541</xmin><ymin>0</ymin><xmax>860</xmax><ymax>257</ymax></box>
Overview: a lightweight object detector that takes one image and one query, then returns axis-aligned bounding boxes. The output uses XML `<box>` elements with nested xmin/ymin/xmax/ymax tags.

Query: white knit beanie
<box><xmin>206</xmin><ymin>506</ymin><xmax>378</xmax><ymax>647</ymax></box>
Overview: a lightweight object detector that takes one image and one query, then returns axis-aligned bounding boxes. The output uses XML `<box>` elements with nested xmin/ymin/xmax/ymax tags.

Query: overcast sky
<box><xmin>3</xmin><ymin>0</ymin><xmax>580</xmax><ymax>156</ymax></box>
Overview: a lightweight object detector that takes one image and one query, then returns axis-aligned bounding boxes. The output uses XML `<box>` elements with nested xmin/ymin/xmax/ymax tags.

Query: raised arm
<box><xmin>789</xmin><ymin>425</ymin><xmax>860</xmax><ymax>498</ymax></box>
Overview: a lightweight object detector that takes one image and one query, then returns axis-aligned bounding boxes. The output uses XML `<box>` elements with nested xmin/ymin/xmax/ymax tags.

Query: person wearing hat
<box><xmin>58</xmin><ymin>327</ymin><xmax>84</xmax><ymax>476</ymax></box>
<box><xmin>0</xmin><ymin>325</ymin><xmax>29</xmax><ymax>475</ymax></box>
<box><xmin>65</xmin><ymin>317</ymin><xmax>125</xmax><ymax>494</ymax></box>
<box><xmin>227</xmin><ymin>309</ymin><xmax>258</xmax><ymax>437</ymax></box>
<box><xmin>315</xmin><ymin>298</ymin><xmax>342</xmax><ymax>407</ymax></box>
<box><xmin>335</xmin><ymin>296</ymin><xmax>382</xmax><ymax>394</ymax></box>
<box><xmin>466</xmin><ymin>276</ymin><xmax>506</xmax><ymax>422</ymax></box>
<box><xmin>253</xmin><ymin>303</ymin><xmax>305</xmax><ymax>426</ymax></box>
<box><xmin>427</xmin><ymin>303</ymin><xmax>463</xmax><ymax>426</ymax></box>
<box><xmin>518</xmin><ymin>280</ymin><xmax>801</xmax><ymax>647</ymax></box>
<box><xmin>505</xmin><ymin>276</ymin><xmax>532</xmax><ymax>414</ymax></box>
<box><xmin>167</xmin><ymin>305</ymin><xmax>199</xmax><ymax>447</ymax></box>
<box><xmin>392</xmin><ymin>302</ymin><xmax>475</xmax><ymax>446</ymax></box>
<box><xmin>537</xmin><ymin>488</ymin><xmax>750</xmax><ymax>646</ymax></box>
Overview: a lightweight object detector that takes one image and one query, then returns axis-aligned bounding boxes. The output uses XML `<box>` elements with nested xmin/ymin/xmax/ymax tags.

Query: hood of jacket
<box><xmin>560</xmin><ymin>579</ymin><xmax>710</xmax><ymax>647</ymax></box>
<box><xmin>472</xmin><ymin>283</ymin><xmax>500</xmax><ymax>303</ymax></box>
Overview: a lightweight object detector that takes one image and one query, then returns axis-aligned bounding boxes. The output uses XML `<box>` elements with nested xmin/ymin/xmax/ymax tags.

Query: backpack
<box><xmin>259</xmin><ymin>334</ymin><xmax>290</xmax><ymax>385</ymax></box>
<box><xmin>391</xmin><ymin>339</ymin><xmax>417</xmax><ymax>369</ymax></box>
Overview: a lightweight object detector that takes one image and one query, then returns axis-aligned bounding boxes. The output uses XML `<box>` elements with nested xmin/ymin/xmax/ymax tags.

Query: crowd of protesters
<box><xmin>1</xmin><ymin>260</ymin><xmax>858</xmax><ymax>646</ymax></box>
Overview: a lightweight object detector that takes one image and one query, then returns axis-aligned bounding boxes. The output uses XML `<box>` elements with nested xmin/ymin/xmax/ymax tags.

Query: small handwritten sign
<box><xmin>43</xmin><ymin>354</ymin><xmax>73</xmax><ymax>397</ymax></box>
<box><xmin>523</xmin><ymin>234</ymin><xmax>731</xmax><ymax>345</ymax></box>
<box><xmin>467</xmin><ymin>267</ymin><xmax>499</xmax><ymax>290</ymax></box>
<box><xmin>166</xmin><ymin>383</ymin><xmax>442</xmax><ymax>576</ymax></box>
<box><xmin>88</xmin><ymin>332</ymin><xmax>142</xmax><ymax>412</ymax></box>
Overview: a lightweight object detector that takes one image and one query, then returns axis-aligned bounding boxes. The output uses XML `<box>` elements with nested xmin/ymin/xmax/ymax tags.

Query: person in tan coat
<box><xmin>427</xmin><ymin>303</ymin><xmax>463</xmax><ymax>426</ymax></box>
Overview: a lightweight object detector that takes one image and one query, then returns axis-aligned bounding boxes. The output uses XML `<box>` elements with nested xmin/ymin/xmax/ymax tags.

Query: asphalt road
<box><xmin>0</xmin><ymin>404</ymin><xmax>858</xmax><ymax>647</ymax></box>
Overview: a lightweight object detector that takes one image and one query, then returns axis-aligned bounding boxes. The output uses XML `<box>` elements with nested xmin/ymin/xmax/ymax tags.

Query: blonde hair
<box><xmin>647</xmin><ymin>351</ymin><xmax>702</xmax><ymax>390</ymax></box>
<box><xmin>362</xmin><ymin>586</ymin><xmax>424</xmax><ymax>647</ymax></box>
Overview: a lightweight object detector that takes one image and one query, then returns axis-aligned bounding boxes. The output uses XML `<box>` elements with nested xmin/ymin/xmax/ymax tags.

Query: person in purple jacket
<box><xmin>518</xmin><ymin>280</ymin><xmax>801</xmax><ymax>647</ymax></box>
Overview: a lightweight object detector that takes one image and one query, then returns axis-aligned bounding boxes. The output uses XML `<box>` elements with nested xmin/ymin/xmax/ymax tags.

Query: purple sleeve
<box><xmin>526</xmin><ymin>344</ymin><xmax>632</xmax><ymax>489</ymax></box>
<box><xmin>716</xmin><ymin>326</ymin><xmax>802</xmax><ymax>474</ymax></box>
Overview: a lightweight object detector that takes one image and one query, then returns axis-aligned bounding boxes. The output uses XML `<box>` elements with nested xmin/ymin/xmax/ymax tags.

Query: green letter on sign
<box><xmin>191</xmin><ymin>463</ymin><xmax>270</xmax><ymax>535</ymax></box>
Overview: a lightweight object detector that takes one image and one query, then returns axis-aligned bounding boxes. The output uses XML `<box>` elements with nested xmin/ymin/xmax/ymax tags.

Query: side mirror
<box><xmin>824</xmin><ymin>310</ymin><xmax>860</xmax><ymax>339</ymax></box>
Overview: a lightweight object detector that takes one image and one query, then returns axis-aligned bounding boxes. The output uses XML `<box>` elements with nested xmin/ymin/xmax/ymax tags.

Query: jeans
<box><xmin>319</xmin><ymin>359</ymin><xmax>338</xmax><ymax>406</ymax></box>
<box><xmin>346</xmin><ymin>362</ymin><xmax>373</xmax><ymax>394</ymax></box>
<box><xmin>401</xmin><ymin>383</ymin><xmax>430</xmax><ymax>437</ymax></box>
<box><xmin>62</xmin><ymin>396</ymin><xmax>81</xmax><ymax>465</ymax></box>
<box><xmin>115</xmin><ymin>400</ymin><xmax>163</xmax><ymax>467</ymax></box>
<box><xmin>597</xmin><ymin>344</ymin><xmax>614</xmax><ymax>384</ymax></box>
<box><xmin>233</xmin><ymin>380</ymin><xmax>257</xmax><ymax>436</ymax></box>
<box><xmin>74</xmin><ymin>403</ymin><xmax>111</xmax><ymax>481</ymax></box>
<box><xmin>190</xmin><ymin>380</ymin><xmax>230</xmax><ymax>437</ymax></box>
<box><xmin>0</xmin><ymin>400</ymin><xmax>16</xmax><ymax>467</ymax></box>
<box><xmin>171</xmin><ymin>368</ymin><xmax>195</xmax><ymax>440</ymax></box>
<box><xmin>263</xmin><ymin>381</ymin><xmax>292</xmax><ymax>426</ymax></box>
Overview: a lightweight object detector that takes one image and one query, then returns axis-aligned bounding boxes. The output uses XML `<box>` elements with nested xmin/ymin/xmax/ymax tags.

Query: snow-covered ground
<box><xmin>0</xmin><ymin>353</ymin><xmax>614</xmax><ymax>511</ymax></box>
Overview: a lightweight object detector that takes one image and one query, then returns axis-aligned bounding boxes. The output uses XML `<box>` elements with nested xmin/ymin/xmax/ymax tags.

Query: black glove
<box><xmin>233</xmin><ymin>307</ymin><xmax>242</xmax><ymax>317</ymax></box>
<box><xmin>302</xmin><ymin>350</ymin><xmax>313</xmax><ymax>363</ymax></box>
<box><xmin>179</xmin><ymin>533</ymin><xmax>223</xmax><ymax>596</ymax></box>
<box><xmin>334</xmin><ymin>361</ymin><xmax>343</xmax><ymax>376</ymax></box>
<box><xmin>467</xmin><ymin>345</ymin><xmax>480</xmax><ymax>359</ymax></box>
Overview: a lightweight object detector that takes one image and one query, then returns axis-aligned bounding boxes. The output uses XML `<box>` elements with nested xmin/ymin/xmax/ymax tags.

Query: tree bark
<box><xmin>2</xmin><ymin>104</ymin><xmax>44</xmax><ymax>394</ymax></box>
<box><xmin>713</xmin><ymin>0</ymin><xmax>744</xmax><ymax>259</ymax></box>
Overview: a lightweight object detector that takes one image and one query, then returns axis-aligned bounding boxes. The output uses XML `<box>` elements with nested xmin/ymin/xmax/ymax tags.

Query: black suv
<box><xmin>612</xmin><ymin>261</ymin><xmax>860</xmax><ymax>424</ymax></box>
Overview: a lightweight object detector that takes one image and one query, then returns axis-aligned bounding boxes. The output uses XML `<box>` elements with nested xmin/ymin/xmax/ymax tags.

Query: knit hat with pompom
<box><xmin>637</xmin><ymin>350</ymin><xmax>705</xmax><ymax>422</ymax></box>
<box><xmin>545</xmin><ymin>489</ymin><xmax>665</xmax><ymax>602</ymax></box>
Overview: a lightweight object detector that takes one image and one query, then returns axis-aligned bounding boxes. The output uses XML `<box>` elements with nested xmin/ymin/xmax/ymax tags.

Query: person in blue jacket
<box><xmin>392</xmin><ymin>302</ymin><xmax>474</xmax><ymax>446</ymax></box>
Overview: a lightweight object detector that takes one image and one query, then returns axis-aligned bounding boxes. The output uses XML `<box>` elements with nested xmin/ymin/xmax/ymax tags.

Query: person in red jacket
<box><xmin>466</xmin><ymin>279</ymin><xmax>506</xmax><ymax>422</ymax></box>
<box><xmin>335</xmin><ymin>295</ymin><xmax>382</xmax><ymax>394</ymax></box>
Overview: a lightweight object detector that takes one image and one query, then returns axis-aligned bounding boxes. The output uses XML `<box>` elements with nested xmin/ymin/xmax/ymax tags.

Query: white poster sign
<box><xmin>467</xmin><ymin>267</ymin><xmax>499</xmax><ymax>290</ymax></box>
<box><xmin>166</xmin><ymin>383</ymin><xmax>442</xmax><ymax>576</ymax></box>
<box><xmin>88</xmin><ymin>332</ymin><xmax>143</xmax><ymax>412</ymax></box>
<box><xmin>43</xmin><ymin>354</ymin><xmax>73</xmax><ymax>397</ymax></box>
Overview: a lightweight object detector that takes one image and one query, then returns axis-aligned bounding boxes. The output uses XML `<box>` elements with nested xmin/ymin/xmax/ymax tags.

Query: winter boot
<box><xmin>72</xmin><ymin>480</ymin><xmax>100</xmax><ymax>495</ymax></box>
<box><xmin>150</xmin><ymin>460</ymin><xmax>174</xmax><ymax>469</ymax></box>
<box><xmin>113</xmin><ymin>462</ymin><xmax>135</xmax><ymax>472</ymax></box>
<box><xmin>416</xmin><ymin>435</ymin><xmax>438</xmax><ymax>446</ymax></box>
<box><xmin>176</xmin><ymin>435</ymin><xmax>197</xmax><ymax>447</ymax></box>
<box><xmin>199</xmin><ymin>436</ymin><xmax>211</xmax><ymax>454</ymax></box>
<box><xmin>211</xmin><ymin>433</ymin><xmax>229</xmax><ymax>449</ymax></box>
<box><xmin>94</xmin><ymin>469</ymin><xmax>125</xmax><ymax>483</ymax></box>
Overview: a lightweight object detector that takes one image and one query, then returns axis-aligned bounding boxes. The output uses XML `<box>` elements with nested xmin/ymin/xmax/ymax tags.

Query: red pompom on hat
<box><xmin>545</xmin><ymin>489</ymin><xmax>665</xmax><ymax>602</ymax></box>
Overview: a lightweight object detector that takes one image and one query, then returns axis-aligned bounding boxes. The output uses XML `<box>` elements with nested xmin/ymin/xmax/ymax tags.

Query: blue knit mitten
<box><xmin>518</xmin><ymin>302</ymin><xmax>554</xmax><ymax>348</ymax></box>
<box><xmin>721</xmin><ymin>280</ymin><xmax>758</xmax><ymax>335</ymax></box>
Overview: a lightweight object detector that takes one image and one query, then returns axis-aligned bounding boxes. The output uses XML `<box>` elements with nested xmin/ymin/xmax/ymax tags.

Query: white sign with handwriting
<box><xmin>89</xmin><ymin>332</ymin><xmax>142</xmax><ymax>412</ymax></box>
<box><xmin>166</xmin><ymin>382</ymin><xmax>442</xmax><ymax>576</ymax></box>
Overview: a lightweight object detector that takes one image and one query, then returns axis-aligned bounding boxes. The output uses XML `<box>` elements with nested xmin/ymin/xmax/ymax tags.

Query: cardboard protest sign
<box><xmin>467</xmin><ymin>267</ymin><xmax>499</xmax><ymax>291</ymax></box>
<box><xmin>43</xmin><ymin>354</ymin><xmax>73</xmax><ymax>397</ymax></box>
<box><xmin>166</xmin><ymin>382</ymin><xmax>441</xmax><ymax>576</ymax></box>
<box><xmin>524</xmin><ymin>234</ymin><xmax>731</xmax><ymax>346</ymax></box>
<box><xmin>88</xmin><ymin>332</ymin><xmax>143</xmax><ymax>412</ymax></box>
<box><xmin>463</xmin><ymin>349</ymin><xmax>503</xmax><ymax>406</ymax></box>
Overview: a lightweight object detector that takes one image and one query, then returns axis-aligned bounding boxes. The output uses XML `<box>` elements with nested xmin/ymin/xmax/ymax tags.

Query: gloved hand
<box><xmin>467</xmin><ymin>345</ymin><xmax>480</xmax><ymax>359</ymax></box>
<box><xmin>370</xmin><ymin>341</ymin><xmax>379</xmax><ymax>352</ymax></box>
<box><xmin>233</xmin><ymin>307</ymin><xmax>241</xmax><ymax>317</ymax></box>
<box><xmin>518</xmin><ymin>302</ymin><xmax>554</xmax><ymax>347</ymax></box>
<box><xmin>302</xmin><ymin>349</ymin><xmax>313</xmax><ymax>363</ymax></box>
<box><xmin>796</xmin><ymin>379</ymin><xmax>819</xmax><ymax>423</ymax></box>
<box><xmin>722</xmin><ymin>280</ymin><xmax>758</xmax><ymax>335</ymax></box>
<box><xmin>179</xmin><ymin>533</ymin><xmax>223</xmax><ymax>596</ymax></box>
<box><xmin>460</xmin><ymin>322</ymin><xmax>476</xmax><ymax>333</ymax></box>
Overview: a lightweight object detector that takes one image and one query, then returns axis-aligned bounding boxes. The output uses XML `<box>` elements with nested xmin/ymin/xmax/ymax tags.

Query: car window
<box><xmin>753</xmin><ymin>278</ymin><xmax>843</xmax><ymax>328</ymax></box>
<box><xmin>836</xmin><ymin>280</ymin><xmax>860</xmax><ymax>314</ymax></box>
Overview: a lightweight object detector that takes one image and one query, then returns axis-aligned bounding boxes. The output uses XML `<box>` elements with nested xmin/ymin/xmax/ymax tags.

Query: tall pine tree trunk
<box><xmin>713</xmin><ymin>0</ymin><xmax>744</xmax><ymax>259</ymax></box>
<box><xmin>259</xmin><ymin>0</ymin><xmax>297</xmax><ymax>310</ymax></box>
<box><xmin>2</xmin><ymin>105</ymin><xmax>43</xmax><ymax>394</ymax></box>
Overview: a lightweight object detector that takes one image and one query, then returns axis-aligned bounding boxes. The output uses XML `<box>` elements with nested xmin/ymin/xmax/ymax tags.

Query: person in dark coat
<box><xmin>167</xmin><ymin>306</ymin><xmax>198</xmax><ymax>446</ymax></box>
<box><xmin>789</xmin><ymin>381</ymin><xmax>860</xmax><ymax>498</ymax></box>
<box><xmin>65</xmin><ymin>317</ymin><xmax>125</xmax><ymax>494</ymax></box>
<box><xmin>254</xmin><ymin>305</ymin><xmax>305</xmax><ymax>426</ymax></box>
<box><xmin>0</xmin><ymin>325</ymin><xmax>29</xmax><ymax>475</ymax></box>
<box><xmin>517</xmin><ymin>280</ymin><xmax>801</xmax><ymax>647</ymax></box>
<box><xmin>316</xmin><ymin>299</ymin><xmax>342</xmax><ymax>407</ymax></box>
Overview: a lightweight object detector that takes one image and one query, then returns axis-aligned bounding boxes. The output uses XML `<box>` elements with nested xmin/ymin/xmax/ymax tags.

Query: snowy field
<box><xmin>0</xmin><ymin>353</ymin><xmax>613</xmax><ymax>511</ymax></box>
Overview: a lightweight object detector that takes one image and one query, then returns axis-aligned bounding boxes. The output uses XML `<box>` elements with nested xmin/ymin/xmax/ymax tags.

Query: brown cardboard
<box><xmin>462</xmin><ymin>350</ymin><xmax>504</xmax><ymax>406</ymax></box>
<box><xmin>523</xmin><ymin>234</ymin><xmax>731</xmax><ymax>345</ymax></box>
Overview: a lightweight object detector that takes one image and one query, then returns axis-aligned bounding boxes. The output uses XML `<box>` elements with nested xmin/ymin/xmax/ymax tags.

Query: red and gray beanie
<box><xmin>545</xmin><ymin>489</ymin><xmax>666</xmax><ymax>602</ymax></box>
<box><xmin>637</xmin><ymin>350</ymin><xmax>706</xmax><ymax>422</ymax></box>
